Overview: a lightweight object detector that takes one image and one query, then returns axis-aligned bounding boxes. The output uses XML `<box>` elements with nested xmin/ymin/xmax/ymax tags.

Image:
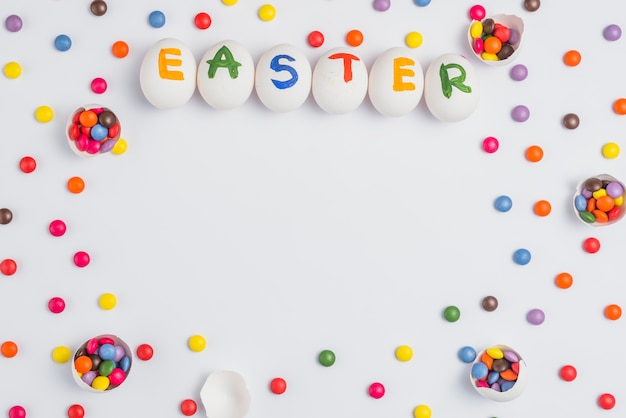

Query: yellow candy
<box><xmin>3</xmin><ymin>61</ymin><xmax>22</xmax><ymax>79</ymax></box>
<box><xmin>111</xmin><ymin>138</ymin><xmax>128</xmax><ymax>155</ymax></box>
<box><xmin>91</xmin><ymin>376</ymin><xmax>110</xmax><ymax>391</ymax></box>
<box><xmin>481</xmin><ymin>52</ymin><xmax>498</xmax><ymax>61</ymax></box>
<box><xmin>395</xmin><ymin>345</ymin><xmax>413</xmax><ymax>362</ymax></box>
<box><xmin>405</xmin><ymin>32</ymin><xmax>423</xmax><ymax>49</ymax></box>
<box><xmin>593</xmin><ymin>188</ymin><xmax>607</xmax><ymax>200</ymax></box>
<box><xmin>35</xmin><ymin>105</ymin><xmax>54</xmax><ymax>123</ymax></box>
<box><xmin>469</xmin><ymin>21</ymin><xmax>483</xmax><ymax>39</ymax></box>
<box><xmin>414</xmin><ymin>404</ymin><xmax>432</xmax><ymax>418</ymax></box>
<box><xmin>615</xmin><ymin>195</ymin><xmax>624</xmax><ymax>206</ymax></box>
<box><xmin>258</xmin><ymin>4</ymin><xmax>276</xmax><ymax>21</ymax></box>
<box><xmin>52</xmin><ymin>346</ymin><xmax>71</xmax><ymax>363</ymax></box>
<box><xmin>188</xmin><ymin>334</ymin><xmax>206</xmax><ymax>352</ymax></box>
<box><xmin>486</xmin><ymin>347</ymin><xmax>504</xmax><ymax>359</ymax></box>
<box><xmin>222</xmin><ymin>0</ymin><xmax>238</xmax><ymax>5</ymax></box>
<box><xmin>99</xmin><ymin>293</ymin><xmax>117</xmax><ymax>310</ymax></box>
<box><xmin>602</xmin><ymin>142</ymin><xmax>620</xmax><ymax>159</ymax></box>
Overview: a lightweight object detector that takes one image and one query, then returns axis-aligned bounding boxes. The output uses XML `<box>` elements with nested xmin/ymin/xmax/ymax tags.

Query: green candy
<box><xmin>579</xmin><ymin>211</ymin><xmax>596</xmax><ymax>223</ymax></box>
<box><xmin>318</xmin><ymin>349</ymin><xmax>336</xmax><ymax>367</ymax></box>
<box><xmin>444</xmin><ymin>305</ymin><xmax>461</xmax><ymax>322</ymax></box>
<box><xmin>98</xmin><ymin>360</ymin><xmax>115</xmax><ymax>377</ymax></box>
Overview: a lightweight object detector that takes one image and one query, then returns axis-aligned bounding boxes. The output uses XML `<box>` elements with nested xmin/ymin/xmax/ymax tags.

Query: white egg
<box><xmin>424</xmin><ymin>53</ymin><xmax>479</xmax><ymax>122</ymax></box>
<box><xmin>255</xmin><ymin>44</ymin><xmax>312</xmax><ymax>112</ymax></box>
<box><xmin>139</xmin><ymin>38</ymin><xmax>197</xmax><ymax>109</ymax></box>
<box><xmin>312</xmin><ymin>47</ymin><xmax>368</xmax><ymax>114</ymax></box>
<box><xmin>368</xmin><ymin>47</ymin><xmax>424</xmax><ymax>116</ymax></box>
<box><xmin>197</xmin><ymin>40</ymin><xmax>255</xmax><ymax>110</ymax></box>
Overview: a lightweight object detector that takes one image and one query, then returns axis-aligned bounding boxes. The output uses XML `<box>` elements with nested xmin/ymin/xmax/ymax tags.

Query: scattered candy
<box><xmin>603</xmin><ymin>24</ymin><xmax>622</xmax><ymax>41</ymax></box>
<box><xmin>598</xmin><ymin>393</ymin><xmax>616</xmax><ymax>410</ymax></box>
<box><xmin>49</xmin><ymin>219</ymin><xmax>67</xmax><ymax>237</ymax></box>
<box><xmin>613</xmin><ymin>98</ymin><xmax>626</xmax><ymax>115</ymax></box>
<box><xmin>73</xmin><ymin>251</ymin><xmax>90</xmax><ymax>267</ymax></box>
<box><xmin>99</xmin><ymin>293</ymin><xmax>117</xmax><ymax>310</ymax></box>
<box><xmin>307</xmin><ymin>30</ymin><xmax>324</xmax><ymax>48</ymax></box>
<box><xmin>194</xmin><ymin>12</ymin><xmax>212</xmax><ymax>30</ymax></box>
<box><xmin>583</xmin><ymin>237</ymin><xmax>601</xmax><ymax>253</ymax></box>
<box><xmin>373</xmin><ymin>0</ymin><xmax>391</xmax><ymax>12</ymax></box>
<box><xmin>525</xmin><ymin>145</ymin><xmax>543</xmax><ymax>162</ymax></box>
<box><xmin>604</xmin><ymin>304</ymin><xmax>622</xmax><ymax>320</ymax></box>
<box><xmin>112</xmin><ymin>40</ymin><xmax>129</xmax><ymax>58</ymax></box>
<box><xmin>1</xmin><ymin>340</ymin><xmax>19</xmax><ymax>357</ymax></box>
<box><xmin>188</xmin><ymin>335</ymin><xmax>207</xmax><ymax>352</ymax></box>
<box><xmin>48</xmin><ymin>297</ymin><xmax>66</xmax><ymax>314</ymax></box>
<box><xmin>413</xmin><ymin>0</ymin><xmax>431</xmax><ymax>6</ymax></box>
<box><xmin>318</xmin><ymin>349</ymin><xmax>336</xmax><ymax>366</ymax></box>
<box><xmin>55</xmin><ymin>34</ymin><xmax>72</xmax><ymax>52</ymax></box>
<box><xmin>136</xmin><ymin>343</ymin><xmax>154</xmax><ymax>360</ymax></box>
<box><xmin>527</xmin><ymin>308</ymin><xmax>545</xmax><ymax>325</ymax></box>
<box><xmin>222</xmin><ymin>0</ymin><xmax>238</xmax><ymax>4</ymax></box>
<box><xmin>5</xmin><ymin>15</ymin><xmax>23</xmax><ymax>32</ymax></box>
<box><xmin>91</xmin><ymin>77</ymin><xmax>107</xmax><ymax>94</ymax></box>
<box><xmin>52</xmin><ymin>346</ymin><xmax>72</xmax><ymax>363</ymax></box>
<box><xmin>533</xmin><ymin>200</ymin><xmax>551</xmax><ymax>216</ymax></box>
<box><xmin>575</xmin><ymin>177</ymin><xmax>624</xmax><ymax>224</ymax></box>
<box><xmin>513</xmin><ymin>248</ymin><xmax>531</xmax><ymax>265</ymax></box>
<box><xmin>482</xmin><ymin>136</ymin><xmax>499</xmax><ymax>153</ymax></box>
<box><xmin>0</xmin><ymin>208</ymin><xmax>13</xmax><ymax>225</ymax></box>
<box><xmin>67</xmin><ymin>105</ymin><xmax>122</xmax><ymax>156</ymax></box>
<box><xmin>258</xmin><ymin>4</ymin><xmax>276</xmax><ymax>22</ymax></box>
<box><xmin>395</xmin><ymin>345</ymin><xmax>413</xmax><ymax>362</ymax></box>
<box><xmin>405</xmin><ymin>31</ymin><xmax>423</xmax><ymax>49</ymax></box>
<box><xmin>494</xmin><ymin>195</ymin><xmax>512</xmax><ymax>212</ymax></box>
<box><xmin>67</xmin><ymin>404</ymin><xmax>85</xmax><ymax>418</ymax></box>
<box><xmin>413</xmin><ymin>404</ymin><xmax>432</xmax><ymax>418</ymax></box>
<box><xmin>458</xmin><ymin>346</ymin><xmax>477</xmax><ymax>363</ymax></box>
<box><xmin>35</xmin><ymin>105</ymin><xmax>54</xmax><ymax>123</ymax></box>
<box><xmin>148</xmin><ymin>10</ymin><xmax>166</xmax><ymax>28</ymax></box>
<box><xmin>555</xmin><ymin>272</ymin><xmax>573</xmax><ymax>289</ymax></box>
<box><xmin>73</xmin><ymin>335</ymin><xmax>132</xmax><ymax>391</ymax></box>
<box><xmin>510</xmin><ymin>64</ymin><xmax>528</xmax><ymax>81</ymax></box>
<box><xmin>8</xmin><ymin>406</ymin><xmax>26</xmax><ymax>418</ymax></box>
<box><xmin>90</xmin><ymin>0</ymin><xmax>107</xmax><ymax>16</ymax></box>
<box><xmin>346</xmin><ymin>29</ymin><xmax>364</xmax><ymax>47</ymax></box>
<box><xmin>511</xmin><ymin>105</ymin><xmax>530</xmax><ymax>122</ymax></box>
<box><xmin>524</xmin><ymin>0</ymin><xmax>540</xmax><ymax>12</ymax></box>
<box><xmin>180</xmin><ymin>399</ymin><xmax>198</xmax><ymax>416</ymax></box>
<box><xmin>4</xmin><ymin>61</ymin><xmax>22</xmax><ymax>79</ymax></box>
<box><xmin>67</xmin><ymin>176</ymin><xmax>85</xmax><ymax>194</ymax></box>
<box><xmin>559</xmin><ymin>364</ymin><xmax>577</xmax><ymax>381</ymax></box>
<box><xmin>1</xmin><ymin>258</ymin><xmax>17</xmax><ymax>275</ymax></box>
<box><xmin>602</xmin><ymin>142</ymin><xmax>620</xmax><ymax>159</ymax></box>
<box><xmin>368</xmin><ymin>382</ymin><xmax>385</xmax><ymax>399</ymax></box>
<box><xmin>443</xmin><ymin>305</ymin><xmax>460</xmax><ymax>322</ymax></box>
<box><xmin>468</xmin><ymin>4</ymin><xmax>486</xmax><ymax>21</ymax></box>
<box><xmin>562</xmin><ymin>113</ymin><xmax>580</xmax><ymax>129</ymax></box>
<box><xmin>563</xmin><ymin>50</ymin><xmax>581</xmax><ymax>67</ymax></box>
<box><xmin>481</xmin><ymin>295</ymin><xmax>498</xmax><ymax>312</ymax></box>
<box><xmin>270</xmin><ymin>377</ymin><xmax>287</xmax><ymax>394</ymax></box>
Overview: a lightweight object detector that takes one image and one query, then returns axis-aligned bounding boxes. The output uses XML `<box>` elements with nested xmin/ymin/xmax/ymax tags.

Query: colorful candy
<box><xmin>510</xmin><ymin>64</ymin><xmax>528</xmax><ymax>81</ymax></box>
<box><xmin>373</xmin><ymin>0</ymin><xmax>391</xmax><ymax>12</ymax></box>
<box><xmin>73</xmin><ymin>335</ymin><xmax>131</xmax><ymax>391</ymax></box>
<box><xmin>563</xmin><ymin>50</ymin><xmax>581</xmax><ymax>67</ymax></box>
<box><xmin>73</xmin><ymin>251</ymin><xmax>90</xmax><ymax>267</ymax></box>
<box><xmin>307</xmin><ymin>31</ymin><xmax>324</xmax><ymax>48</ymax></box>
<box><xmin>525</xmin><ymin>145</ymin><xmax>543</xmax><ymax>162</ymax></box>
<box><xmin>513</xmin><ymin>248</ymin><xmax>531</xmax><ymax>265</ymax></box>
<box><xmin>1</xmin><ymin>258</ymin><xmax>17</xmax><ymax>275</ymax></box>
<box><xmin>148</xmin><ymin>10</ymin><xmax>166</xmax><ymax>28</ymax></box>
<box><xmin>368</xmin><ymin>382</ymin><xmax>385</xmax><ymax>399</ymax></box>
<box><xmin>470</xmin><ymin>346</ymin><xmax>525</xmax><ymax>397</ymax></box>
<box><xmin>395</xmin><ymin>345</ymin><xmax>413</xmax><ymax>361</ymax></box>
<box><xmin>90</xmin><ymin>0</ymin><xmax>107</xmax><ymax>16</ymax></box>
<box><xmin>67</xmin><ymin>404</ymin><xmax>85</xmax><ymax>418</ymax></box>
<box><xmin>180</xmin><ymin>399</ymin><xmax>198</xmax><ymax>416</ymax></box>
<box><xmin>458</xmin><ymin>346</ymin><xmax>477</xmax><ymax>363</ymax></box>
<box><xmin>555</xmin><ymin>272</ymin><xmax>573</xmax><ymax>289</ymax></box>
<box><xmin>188</xmin><ymin>335</ymin><xmax>207</xmax><ymax>352</ymax></box>
<box><xmin>613</xmin><ymin>98</ymin><xmax>626</xmax><ymax>115</ymax></box>
<box><xmin>258</xmin><ymin>4</ymin><xmax>277</xmax><ymax>22</ymax></box>
<box><xmin>318</xmin><ymin>349</ymin><xmax>336</xmax><ymax>366</ymax></box>
<box><xmin>598</xmin><ymin>393</ymin><xmax>616</xmax><ymax>410</ymax></box>
<box><xmin>8</xmin><ymin>406</ymin><xmax>26</xmax><ymax>418</ymax></box>
<box><xmin>602</xmin><ymin>142</ymin><xmax>620</xmax><ymax>159</ymax></box>
<box><xmin>54</xmin><ymin>34</ymin><xmax>72</xmax><ymax>52</ymax></box>
<box><xmin>48</xmin><ymin>297</ymin><xmax>66</xmax><ymax>313</ymax></box>
<box><xmin>98</xmin><ymin>293</ymin><xmax>117</xmax><ymax>310</ymax></box>
<box><xmin>575</xmin><ymin>177</ymin><xmax>624</xmax><ymax>225</ymax></box>
<box><xmin>533</xmin><ymin>200</ymin><xmax>551</xmax><ymax>216</ymax></box>
<box><xmin>5</xmin><ymin>15</ymin><xmax>23</xmax><ymax>32</ymax></box>
<box><xmin>468</xmin><ymin>12</ymin><xmax>521</xmax><ymax>63</ymax></box>
<box><xmin>443</xmin><ymin>305</ymin><xmax>460</xmax><ymax>322</ymax></box>
<box><xmin>4</xmin><ymin>61</ymin><xmax>22</xmax><ymax>79</ymax></box>
<box><xmin>0</xmin><ymin>208</ymin><xmax>13</xmax><ymax>225</ymax></box>
<box><xmin>511</xmin><ymin>105</ymin><xmax>530</xmax><ymax>122</ymax></box>
<box><xmin>90</xmin><ymin>77</ymin><xmax>107</xmax><ymax>94</ymax></box>
<box><xmin>604</xmin><ymin>24</ymin><xmax>622</xmax><ymax>41</ymax></box>
<box><xmin>562</xmin><ymin>113</ymin><xmax>580</xmax><ymax>129</ymax></box>
<box><xmin>604</xmin><ymin>304</ymin><xmax>622</xmax><ymax>320</ymax></box>
<box><xmin>559</xmin><ymin>364</ymin><xmax>577</xmax><ymax>381</ymax></box>
<box><xmin>67</xmin><ymin>176</ymin><xmax>85</xmax><ymax>194</ymax></box>
<box><xmin>1</xmin><ymin>340</ymin><xmax>18</xmax><ymax>357</ymax></box>
<box><xmin>481</xmin><ymin>295</ymin><xmax>498</xmax><ymax>311</ymax></box>
<box><xmin>67</xmin><ymin>106</ymin><xmax>122</xmax><ymax>156</ymax></box>
<box><xmin>583</xmin><ymin>237</ymin><xmax>601</xmax><ymax>253</ymax></box>
<box><xmin>270</xmin><ymin>377</ymin><xmax>287</xmax><ymax>394</ymax></box>
<box><xmin>112</xmin><ymin>41</ymin><xmax>129</xmax><ymax>58</ymax></box>
<box><xmin>482</xmin><ymin>136</ymin><xmax>499</xmax><ymax>153</ymax></box>
<box><xmin>52</xmin><ymin>346</ymin><xmax>72</xmax><ymax>363</ymax></box>
<box><xmin>524</xmin><ymin>0</ymin><xmax>540</xmax><ymax>12</ymax></box>
<box><xmin>413</xmin><ymin>405</ymin><xmax>432</xmax><ymax>418</ymax></box>
<box><xmin>136</xmin><ymin>344</ymin><xmax>154</xmax><ymax>360</ymax></box>
<box><xmin>49</xmin><ymin>219</ymin><xmax>67</xmax><ymax>237</ymax></box>
<box><xmin>526</xmin><ymin>308</ymin><xmax>545</xmax><ymax>325</ymax></box>
<box><xmin>346</xmin><ymin>29</ymin><xmax>364</xmax><ymax>47</ymax></box>
<box><xmin>35</xmin><ymin>105</ymin><xmax>54</xmax><ymax>123</ymax></box>
<box><xmin>194</xmin><ymin>12</ymin><xmax>212</xmax><ymax>30</ymax></box>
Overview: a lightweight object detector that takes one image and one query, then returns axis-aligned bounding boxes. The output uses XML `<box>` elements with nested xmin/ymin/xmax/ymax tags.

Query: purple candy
<box><xmin>99</xmin><ymin>137</ymin><xmax>118</xmax><ymax>153</ymax></box>
<box><xmin>604</xmin><ymin>24</ymin><xmax>622</xmax><ymax>41</ymax></box>
<box><xmin>81</xmin><ymin>370</ymin><xmax>97</xmax><ymax>385</ymax></box>
<box><xmin>582</xmin><ymin>188</ymin><xmax>592</xmax><ymax>198</ymax></box>
<box><xmin>491</xmin><ymin>382</ymin><xmax>501</xmax><ymax>392</ymax></box>
<box><xmin>527</xmin><ymin>308</ymin><xmax>545</xmax><ymax>325</ymax></box>
<box><xmin>606</xmin><ymin>181</ymin><xmax>624</xmax><ymax>198</ymax></box>
<box><xmin>373</xmin><ymin>0</ymin><xmax>391</xmax><ymax>11</ymax></box>
<box><xmin>511</xmin><ymin>105</ymin><xmax>530</xmax><ymax>122</ymax></box>
<box><xmin>5</xmin><ymin>15</ymin><xmax>23</xmax><ymax>32</ymax></box>
<box><xmin>113</xmin><ymin>345</ymin><xmax>126</xmax><ymax>362</ymax></box>
<box><xmin>508</xmin><ymin>28</ymin><xmax>520</xmax><ymax>45</ymax></box>
<box><xmin>510</xmin><ymin>64</ymin><xmax>528</xmax><ymax>81</ymax></box>
<box><xmin>503</xmin><ymin>350</ymin><xmax>519</xmax><ymax>363</ymax></box>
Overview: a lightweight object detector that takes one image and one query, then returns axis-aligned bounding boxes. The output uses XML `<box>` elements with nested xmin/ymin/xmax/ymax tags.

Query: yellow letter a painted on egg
<box><xmin>392</xmin><ymin>57</ymin><xmax>416</xmax><ymax>92</ymax></box>
<box><xmin>158</xmin><ymin>48</ymin><xmax>185</xmax><ymax>80</ymax></box>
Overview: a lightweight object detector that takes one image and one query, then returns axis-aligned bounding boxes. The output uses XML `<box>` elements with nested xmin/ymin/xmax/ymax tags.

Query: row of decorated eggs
<box><xmin>140</xmin><ymin>38</ymin><xmax>480</xmax><ymax>122</ymax></box>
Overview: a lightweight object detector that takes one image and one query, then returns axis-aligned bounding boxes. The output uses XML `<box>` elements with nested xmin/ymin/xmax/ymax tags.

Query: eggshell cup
<box><xmin>72</xmin><ymin>334</ymin><xmax>132</xmax><ymax>393</ymax></box>
<box><xmin>200</xmin><ymin>370</ymin><xmax>251</xmax><ymax>418</ymax></box>
<box><xmin>66</xmin><ymin>104</ymin><xmax>121</xmax><ymax>158</ymax></box>
<box><xmin>470</xmin><ymin>344</ymin><xmax>528</xmax><ymax>402</ymax></box>
<box><xmin>468</xmin><ymin>14</ymin><xmax>524</xmax><ymax>66</ymax></box>
<box><xmin>574</xmin><ymin>174</ymin><xmax>626</xmax><ymax>226</ymax></box>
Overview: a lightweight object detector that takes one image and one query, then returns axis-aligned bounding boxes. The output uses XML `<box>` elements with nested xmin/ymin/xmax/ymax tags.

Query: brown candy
<box><xmin>481</xmin><ymin>295</ymin><xmax>498</xmax><ymax>312</ymax></box>
<box><xmin>496</xmin><ymin>43</ymin><xmax>515</xmax><ymax>61</ymax></box>
<box><xmin>98</xmin><ymin>110</ymin><xmax>117</xmax><ymax>128</ymax></box>
<box><xmin>583</xmin><ymin>178</ymin><xmax>603</xmax><ymax>193</ymax></box>
<box><xmin>524</xmin><ymin>0</ymin><xmax>540</xmax><ymax>12</ymax></box>
<box><xmin>482</xmin><ymin>18</ymin><xmax>495</xmax><ymax>35</ymax></box>
<box><xmin>492</xmin><ymin>358</ymin><xmax>511</xmax><ymax>373</ymax></box>
<box><xmin>90</xmin><ymin>0</ymin><xmax>108</xmax><ymax>16</ymax></box>
<box><xmin>0</xmin><ymin>208</ymin><xmax>12</xmax><ymax>225</ymax></box>
<box><xmin>563</xmin><ymin>113</ymin><xmax>580</xmax><ymax>129</ymax></box>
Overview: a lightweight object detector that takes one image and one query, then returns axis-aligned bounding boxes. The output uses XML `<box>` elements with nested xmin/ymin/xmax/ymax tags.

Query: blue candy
<box><xmin>501</xmin><ymin>380</ymin><xmax>516</xmax><ymax>392</ymax></box>
<box><xmin>98</xmin><ymin>343</ymin><xmax>116</xmax><ymax>361</ymax></box>
<box><xmin>471</xmin><ymin>362</ymin><xmax>489</xmax><ymax>379</ymax></box>
<box><xmin>575</xmin><ymin>194</ymin><xmax>587</xmax><ymax>211</ymax></box>
<box><xmin>120</xmin><ymin>355</ymin><xmax>131</xmax><ymax>372</ymax></box>
<box><xmin>494</xmin><ymin>195</ymin><xmax>513</xmax><ymax>212</ymax></box>
<box><xmin>148</xmin><ymin>10</ymin><xmax>166</xmax><ymax>28</ymax></box>
<box><xmin>458</xmin><ymin>346</ymin><xmax>477</xmax><ymax>363</ymax></box>
<box><xmin>90</xmin><ymin>124</ymin><xmax>108</xmax><ymax>141</ymax></box>
<box><xmin>54</xmin><ymin>34</ymin><xmax>72</xmax><ymax>52</ymax></box>
<box><xmin>487</xmin><ymin>371</ymin><xmax>500</xmax><ymax>384</ymax></box>
<box><xmin>513</xmin><ymin>248</ymin><xmax>531</xmax><ymax>265</ymax></box>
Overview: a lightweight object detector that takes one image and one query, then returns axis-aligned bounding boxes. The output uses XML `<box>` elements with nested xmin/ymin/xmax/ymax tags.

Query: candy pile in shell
<box><xmin>468</xmin><ymin>14</ymin><xmax>524</xmax><ymax>66</ymax></box>
<box><xmin>67</xmin><ymin>105</ymin><xmax>121</xmax><ymax>157</ymax></box>
<box><xmin>72</xmin><ymin>334</ymin><xmax>132</xmax><ymax>392</ymax></box>
<box><xmin>574</xmin><ymin>175</ymin><xmax>625</xmax><ymax>225</ymax></box>
<box><xmin>469</xmin><ymin>345</ymin><xmax>528</xmax><ymax>402</ymax></box>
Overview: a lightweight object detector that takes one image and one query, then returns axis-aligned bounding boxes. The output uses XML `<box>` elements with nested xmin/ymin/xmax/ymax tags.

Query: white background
<box><xmin>1</xmin><ymin>0</ymin><xmax>626</xmax><ymax>417</ymax></box>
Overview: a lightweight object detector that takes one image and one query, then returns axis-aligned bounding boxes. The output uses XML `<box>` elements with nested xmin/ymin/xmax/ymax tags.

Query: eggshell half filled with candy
<box><xmin>72</xmin><ymin>334</ymin><xmax>132</xmax><ymax>393</ymax></box>
<box><xmin>470</xmin><ymin>344</ymin><xmax>528</xmax><ymax>402</ymax></box>
<box><xmin>424</xmin><ymin>53</ymin><xmax>479</xmax><ymax>122</ymax></box>
<box><xmin>574</xmin><ymin>174</ymin><xmax>626</xmax><ymax>226</ymax></box>
<box><xmin>66</xmin><ymin>105</ymin><xmax>122</xmax><ymax>158</ymax></box>
<box><xmin>468</xmin><ymin>14</ymin><xmax>524</xmax><ymax>66</ymax></box>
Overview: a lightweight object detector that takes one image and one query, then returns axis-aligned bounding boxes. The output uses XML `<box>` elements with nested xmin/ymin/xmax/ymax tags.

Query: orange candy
<box><xmin>1</xmin><ymin>341</ymin><xmax>18</xmax><ymax>358</ymax></box>
<box><xmin>592</xmin><ymin>210</ymin><xmax>609</xmax><ymax>223</ymax></box>
<box><xmin>74</xmin><ymin>355</ymin><xmax>93</xmax><ymax>374</ymax></box>
<box><xmin>481</xmin><ymin>352</ymin><xmax>494</xmax><ymax>370</ymax></box>
<box><xmin>555</xmin><ymin>272</ymin><xmax>573</xmax><ymax>289</ymax></box>
<box><xmin>563</xmin><ymin>49</ymin><xmax>581</xmax><ymax>66</ymax></box>
<box><xmin>533</xmin><ymin>200</ymin><xmax>551</xmax><ymax>216</ymax></box>
<box><xmin>525</xmin><ymin>145</ymin><xmax>544</xmax><ymax>162</ymax></box>
<box><xmin>78</xmin><ymin>110</ymin><xmax>98</xmax><ymax>128</ymax></box>
<box><xmin>112</xmin><ymin>40</ymin><xmax>129</xmax><ymax>58</ymax></box>
<box><xmin>346</xmin><ymin>29</ymin><xmax>364</xmax><ymax>47</ymax></box>
<box><xmin>586</xmin><ymin>197</ymin><xmax>596</xmax><ymax>212</ymax></box>
<box><xmin>67</xmin><ymin>176</ymin><xmax>85</xmax><ymax>194</ymax></box>
<box><xmin>605</xmin><ymin>304</ymin><xmax>622</xmax><ymax>320</ymax></box>
<box><xmin>500</xmin><ymin>369</ymin><xmax>518</xmax><ymax>381</ymax></box>
<box><xmin>596</xmin><ymin>195</ymin><xmax>615</xmax><ymax>212</ymax></box>
<box><xmin>483</xmin><ymin>36</ymin><xmax>502</xmax><ymax>54</ymax></box>
<box><xmin>613</xmin><ymin>98</ymin><xmax>626</xmax><ymax>115</ymax></box>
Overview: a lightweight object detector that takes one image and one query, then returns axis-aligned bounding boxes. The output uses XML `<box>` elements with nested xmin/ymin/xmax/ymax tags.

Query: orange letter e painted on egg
<box><xmin>328</xmin><ymin>53</ymin><xmax>360</xmax><ymax>83</ymax></box>
<box><xmin>393</xmin><ymin>57</ymin><xmax>416</xmax><ymax>92</ymax></box>
<box><xmin>158</xmin><ymin>48</ymin><xmax>184</xmax><ymax>80</ymax></box>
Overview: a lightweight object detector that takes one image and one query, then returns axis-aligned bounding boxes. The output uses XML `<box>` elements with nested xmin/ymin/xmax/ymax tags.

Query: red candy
<box><xmin>598</xmin><ymin>393</ymin><xmax>616</xmax><ymax>410</ymax></box>
<box><xmin>180</xmin><ymin>399</ymin><xmax>198</xmax><ymax>416</ymax></box>
<box><xmin>469</xmin><ymin>4</ymin><xmax>486</xmax><ymax>20</ymax></box>
<box><xmin>136</xmin><ymin>343</ymin><xmax>154</xmax><ymax>361</ymax></box>
<box><xmin>559</xmin><ymin>365</ymin><xmax>577</xmax><ymax>381</ymax></box>
<box><xmin>307</xmin><ymin>30</ymin><xmax>324</xmax><ymax>48</ymax></box>
<box><xmin>67</xmin><ymin>404</ymin><xmax>85</xmax><ymax>418</ymax></box>
<box><xmin>19</xmin><ymin>156</ymin><xmax>36</xmax><ymax>173</ymax></box>
<box><xmin>1</xmin><ymin>258</ymin><xmax>17</xmax><ymax>276</ymax></box>
<box><xmin>270</xmin><ymin>377</ymin><xmax>287</xmax><ymax>394</ymax></box>
<box><xmin>493</xmin><ymin>24</ymin><xmax>510</xmax><ymax>43</ymax></box>
<box><xmin>583</xmin><ymin>237</ymin><xmax>600</xmax><ymax>254</ymax></box>
<box><xmin>194</xmin><ymin>12</ymin><xmax>211</xmax><ymax>30</ymax></box>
